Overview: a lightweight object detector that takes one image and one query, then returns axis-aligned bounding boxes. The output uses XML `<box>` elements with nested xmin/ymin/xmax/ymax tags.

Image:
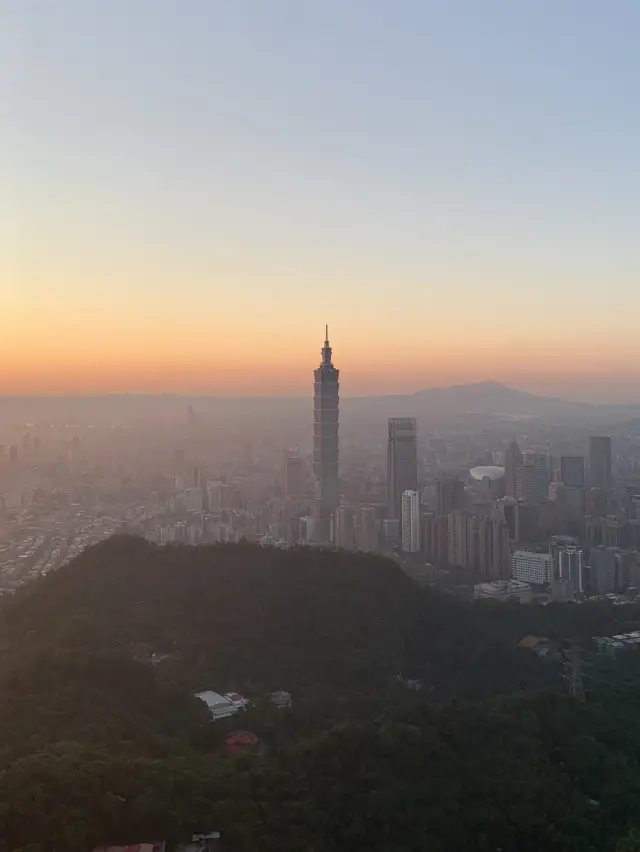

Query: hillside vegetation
<box><xmin>0</xmin><ymin>537</ymin><xmax>639</xmax><ymax>850</ymax></box>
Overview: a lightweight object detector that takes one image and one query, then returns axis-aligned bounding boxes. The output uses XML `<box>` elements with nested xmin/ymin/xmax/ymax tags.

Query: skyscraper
<box><xmin>447</xmin><ymin>510</ymin><xmax>475</xmax><ymax>568</ymax></box>
<box><xmin>504</xmin><ymin>439</ymin><xmax>522</xmax><ymax>498</ymax></box>
<box><xmin>335</xmin><ymin>506</ymin><xmax>357</xmax><ymax>550</ymax></box>
<box><xmin>401</xmin><ymin>490</ymin><xmax>421</xmax><ymax>552</ymax></box>
<box><xmin>550</xmin><ymin>535</ymin><xmax>584</xmax><ymax>598</ymax></box>
<box><xmin>515</xmin><ymin>452</ymin><xmax>550</xmax><ymax>504</ymax></box>
<box><xmin>313</xmin><ymin>326</ymin><xmax>340</xmax><ymax>541</ymax></box>
<box><xmin>387</xmin><ymin>418</ymin><xmax>418</xmax><ymax>520</ymax></box>
<box><xmin>436</xmin><ymin>476</ymin><xmax>465</xmax><ymax>516</ymax></box>
<box><xmin>589</xmin><ymin>436</ymin><xmax>612</xmax><ymax>492</ymax></box>
<box><xmin>283</xmin><ymin>452</ymin><xmax>304</xmax><ymax>498</ymax></box>
<box><xmin>560</xmin><ymin>455</ymin><xmax>585</xmax><ymax>488</ymax></box>
<box><xmin>357</xmin><ymin>506</ymin><xmax>379</xmax><ymax>552</ymax></box>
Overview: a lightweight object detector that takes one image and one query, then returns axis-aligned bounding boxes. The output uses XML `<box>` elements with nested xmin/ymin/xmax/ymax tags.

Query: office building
<box><xmin>504</xmin><ymin>439</ymin><xmax>522</xmax><ymax>499</ymax></box>
<box><xmin>512</xmin><ymin>550</ymin><xmax>553</xmax><ymax>585</ymax></box>
<box><xmin>436</xmin><ymin>477</ymin><xmax>465</xmax><ymax>517</ymax></box>
<box><xmin>585</xmin><ymin>487</ymin><xmax>608</xmax><ymax>518</ymax></box>
<box><xmin>335</xmin><ymin>506</ymin><xmax>357</xmax><ymax>550</ymax></box>
<box><xmin>401</xmin><ymin>490</ymin><xmax>421</xmax><ymax>553</ymax></box>
<box><xmin>550</xmin><ymin>535</ymin><xmax>584</xmax><ymax>596</ymax></box>
<box><xmin>491</xmin><ymin>518</ymin><xmax>511</xmax><ymax>580</ymax></box>
<box><xmin>560</xmin><ymin>455</ymin><xmax>585</xmax><ymax>488</ymax></box>
<box><xmin>589</xmin><ymin>436</ymin><xmax>612</xmax><ymax>492</ymax></box>
<box><xmin>357</xmin><ymin>506</ymin><xmax>379</xmax><ymax>552</ymax></box>
<box><xmin>283</xmin><ymin>453</ymin><xmax>304</xmax><ymax>498</ymax></box>
<box><xmin>560</xmin><ymin>485</ymin><xmax>586</xmax><ymax>534</ymax></box>
<box><xmin>494</xmin><ymin>497</ymin><xmax>519</xmax><ymax>541</ymax></box>
<box><xmin>387</xmin><ymin>418</ymin><xmax>418</xmax><ymax>520</ymax></box>
<box><xmin>381</xmin><ymin>518</ymin><xmax>400</xmax><ymax>551</ymax></box>
<box><xmin>312</xmin><ymin>326</ymin><xmax>340</xmax><ymax>541</ymax></box>
<box><xmin>590</xmin><ymin>546</ymin><xmax>619</xmax><ymax>595</ymax></box>
<box><xmin>515</xmin><ymin>452</ymin><xmax>550</xmax><ymax>504</ymax></box>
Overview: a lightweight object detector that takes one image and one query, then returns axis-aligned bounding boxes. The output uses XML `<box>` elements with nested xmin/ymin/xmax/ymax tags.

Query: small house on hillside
<box><xmin>195</xmin><ymin>690</ymin><xmax>250</xmax><ymax>720</ymax></box>
<box><xmin>270</xmin><ymin>689</ymin><xmax>292</xmax><ymax>709</ymax></box>
<box><xmin>517</xmin><ymin>635</ymin><xmax>551</xmax><ymax>657</ymax></box>
<box><xmin>177</xmin><ymin>831</ymin><xmax>222</xmax><ymax>851</ymax></box>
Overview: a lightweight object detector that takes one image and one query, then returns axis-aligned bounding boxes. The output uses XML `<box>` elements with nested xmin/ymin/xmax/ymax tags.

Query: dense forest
<box><xmin>1</xmin><ymin>536</ymin><xmax>640</xmax><ymax>850</ymax></box>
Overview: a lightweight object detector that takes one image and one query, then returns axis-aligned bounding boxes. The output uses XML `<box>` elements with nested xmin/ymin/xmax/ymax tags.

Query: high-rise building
<box><xmin>335</xmin><ymin>506</ymin><xmax>357</xmax><ymax>550</ymax></box>
<box><xmin>284</xmin><ymin>453</ymin><xmax>304</xmax><ymax>498</ymax></box>
<box><xmin>504</xmin><ymin>439</ymin><xmax>522</xmax><ymax>498</ymax></box>
<box><xmin>422</xmin><ymin>512</ymin><xmax>448</xmax><ymax>563</ymax></box>
<box><xmin>515</xmin><ymin>452</ymin><xmax>549</xmax><ymax>504</ymax></box>
<box><xmin>475</xmin><ymin>515</ymin><xmax>511</xmax><ymax>580</ymax></box>
<box><xmin>447</xmin><ymin>510</ymin><xmax>475</xmax><ymax>568</ymax></box>
<box><xmin>550</xmin><ymin>535</ymin><xmax>584</xmax><ymax>596</ymax></box>
<box><xmin>590</xmin><ymin>546</ymin><xmax>619</xmax><ymax>595</ymax></box>
<box><xmin>387</xmin><ymin>418</ymin><xmax>418</xmax><ymax>520</ymax></box>
<box><xmin>313</xmin><ymin>326</ymin><xmax>340</xmax><ymax>541</ymax></box>
<box><xmin>589</xmin><ymin>436</ymin><xmax>612</xmax><ymax>492</ymax></box>
<box><xmin>436</xmin><ymin>477</ymin><xmax>465</xmax><ymax>517</ymax></box>
<box><xmin>381</xmin><ymin>518</ymin><xmax>400</xmax><ymax>551</ymax></box>
<box><xmin>357</xmin><ymin>507</ymin><xmax>379</xmax><ymax>552</ymax></box>
<box><xmin>586</xmin><ymin>515</ymin><xmax>625</xmax><ymax>548</ymax></box>
<box><xmin>494</xmin><ymin>497</ymin><xmax>519</xmax><ymax>541</ymax></box>
<box><xmin>629</xmin><ymin>520</ymin><xmax>640</xmax><ymax>550</ymax></box>
<box><xmin>401</xmin><ymin>490</ymin><xmax>421</xmax><ymax>553</ymax></box>
<box><xmin>560</xmin><ymin>455</ymin><xmax>585</xmax><ymax>488</ymax></box>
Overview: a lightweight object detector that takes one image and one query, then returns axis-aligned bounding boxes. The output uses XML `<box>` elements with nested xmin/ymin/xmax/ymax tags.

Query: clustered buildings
<box><xmin>1</xmin><ymin>330</ymin><xmax>640</xmax><ymax>606</ymax></box>
<box><xmin>301</xmin><ymin>331</ymin><xmax>640</xmax><ymax>604</ymax></box>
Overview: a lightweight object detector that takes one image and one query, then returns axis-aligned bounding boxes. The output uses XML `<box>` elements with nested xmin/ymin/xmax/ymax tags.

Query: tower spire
<box><xmin>321</xmin><ymin>324</ymin><xmax>332</xmax><ymax>364</ymax></box>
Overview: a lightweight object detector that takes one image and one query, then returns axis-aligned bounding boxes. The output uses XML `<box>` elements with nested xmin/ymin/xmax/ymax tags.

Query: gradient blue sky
<box><xmin>2</xmin><ymin>1</ymin><xmax>639</xmax><ymax>399</ymax></box>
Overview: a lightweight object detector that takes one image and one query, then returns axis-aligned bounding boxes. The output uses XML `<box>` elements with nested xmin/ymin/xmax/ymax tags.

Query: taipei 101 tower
<box><xmin>313</xmin><ymin>326</ymin><xmax>340</xmax><ymax>542</ymax></box>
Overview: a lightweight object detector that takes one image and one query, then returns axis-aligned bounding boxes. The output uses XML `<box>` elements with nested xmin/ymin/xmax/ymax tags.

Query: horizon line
<box><xmin>0</xmin><ymin>380</ymin><xmax>638</xmax><ymax>407</ymax></box>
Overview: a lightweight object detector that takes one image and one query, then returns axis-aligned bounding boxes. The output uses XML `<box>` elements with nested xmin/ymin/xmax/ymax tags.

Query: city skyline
<box><xmin>3</xmin><ymin>2</ymin><xmax>640</xmax><ymax>399</ymax></box>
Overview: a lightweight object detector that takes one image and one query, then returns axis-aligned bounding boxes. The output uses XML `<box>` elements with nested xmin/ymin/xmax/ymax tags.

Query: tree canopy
<box><xmin>0</xmin><ymin>536</ymin><xmax>640</xmax><ymax>850</ymax></box>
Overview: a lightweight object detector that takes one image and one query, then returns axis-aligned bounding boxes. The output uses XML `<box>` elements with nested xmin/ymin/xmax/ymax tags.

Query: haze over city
<box><xmin>6</xmin><ymin>3</ymin><xmax>640</xmax><ymax>849</ymax></box>
<box><xmin>3</xmin><ymin>1</ymin><xmax>640</xmax><ymax>400</ymax></box>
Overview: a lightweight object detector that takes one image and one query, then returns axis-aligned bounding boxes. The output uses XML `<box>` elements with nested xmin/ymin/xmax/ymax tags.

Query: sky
<box><xmin>2</xmin><ymin>1</ymin><xmax>639</xmax><ymax>400</ymax></box>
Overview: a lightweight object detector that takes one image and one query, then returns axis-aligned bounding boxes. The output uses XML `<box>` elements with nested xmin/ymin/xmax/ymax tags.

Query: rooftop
<box><xmin>470</xmin><ymin>465</ymin><xmax>505</xmax><ymax>482</ymax></box>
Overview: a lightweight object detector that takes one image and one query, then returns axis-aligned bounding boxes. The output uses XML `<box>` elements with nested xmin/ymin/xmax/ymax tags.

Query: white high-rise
<box><xmin>401</xmin><ymin>490</ymin><xmax>421</xmax><ymax>552</ymax></box>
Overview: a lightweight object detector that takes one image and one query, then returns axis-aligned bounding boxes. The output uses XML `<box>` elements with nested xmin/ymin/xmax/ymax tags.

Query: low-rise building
<box><xmin>473</xmin><ymin>579</ymin><xmax>533</xmax><ymax>603</ymax></box>
<box><xmin>512</xmin><ymin>550</ymin><xmax>552</xmax><ymax>585</ymax></box>
<box><xmin>270</xmin><ymin>689</ymin><xmax>292</xmax><ymax>709</ymax></box>
<box><xmin>195</xmin><ymin>690</ymin><xmax>247</xmax><ymax>720</ymax></box>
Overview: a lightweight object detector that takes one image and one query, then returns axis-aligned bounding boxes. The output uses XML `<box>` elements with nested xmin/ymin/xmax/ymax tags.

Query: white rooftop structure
<box><xmin>474</xmin><ymin>579</ymin><xmax>533</xmax><ymax>602</ymax></box>
<box><xmin>195</xmin><ymin>691</ymin><xmax>238</xmax><ymax>720</ymax></box>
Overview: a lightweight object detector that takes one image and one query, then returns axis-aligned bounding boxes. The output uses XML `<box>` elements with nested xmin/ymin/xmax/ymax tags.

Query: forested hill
<box><xmin>0</xmin><ymin>535</ymin><xmax>545</xmax><ymax>699</ymax></box>
<box><xmin>2</xmin><ymin>538</ymin><xmax>640</xmax><ymax>849</ymax></box>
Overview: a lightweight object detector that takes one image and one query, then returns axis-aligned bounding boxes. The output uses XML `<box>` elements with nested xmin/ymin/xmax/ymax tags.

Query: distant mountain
<box><xmin>344</xmin><ymin>380</ymin><xmax>640</xmax><ymax>426</ymax></box>
<box><xmin>2</xmin><ymin>381</ymin><xmax>639</xmax><ymax>431</ymax></box>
